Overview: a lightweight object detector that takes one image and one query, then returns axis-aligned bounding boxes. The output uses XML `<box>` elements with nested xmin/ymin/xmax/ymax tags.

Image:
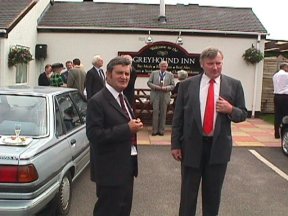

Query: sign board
<box><xmin>119</xmin><ymin>41</ymin><xmax>201</xmax><ymax>76</ymax></box>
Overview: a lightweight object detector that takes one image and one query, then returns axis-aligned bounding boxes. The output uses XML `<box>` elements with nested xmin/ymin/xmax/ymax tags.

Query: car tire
<box><xmin>55</xmin><ymin>172</ymin><xmax>72</xmax><ymax>216</ymax></box>
<box><xmin>281</xmin><ymin>128</ymin><xmax>288</xmax><ymax>156</ymax></box>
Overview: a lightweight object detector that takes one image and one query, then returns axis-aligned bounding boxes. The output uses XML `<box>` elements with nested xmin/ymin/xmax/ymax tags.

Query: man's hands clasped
<box><xmin>129</xmin><ymin>118</ymin><xmax>144</xmax><ymax>133</ymax></box>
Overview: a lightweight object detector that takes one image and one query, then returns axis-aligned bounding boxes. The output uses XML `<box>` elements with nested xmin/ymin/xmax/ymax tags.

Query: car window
<box><xmin>70</xmin><ymin>92</ymin><xmax>87</xmax><ymax>123</ymax></box>
<box><xmin>55</xmin><ymin>102</ymin><xmax>64</xmax><ymax>137</ymax></box>
<box><xmin>56</xmin><ymin>94</ymin><xmax>82</xmax><ymax>133</ymax></box>
<box><xmin>0</xmin><ymin>94</ymin><xmax>47</xmax><ymax>137</ymax></box>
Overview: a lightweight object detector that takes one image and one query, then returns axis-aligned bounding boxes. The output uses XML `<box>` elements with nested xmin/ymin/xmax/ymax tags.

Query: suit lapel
<box><xmin>214</xmin><ymin>75</ymin><xmax>228</xmax><ymax>139</ymax></box>
<box><xmin>190</xmin><ymin>75</ymin><xmax>202</xmax><ymax>133</ymax></box>
<box><xmin>103</xmin><ymin>88</ymin><xmax>134</xmax><ymax>120</ymax></box>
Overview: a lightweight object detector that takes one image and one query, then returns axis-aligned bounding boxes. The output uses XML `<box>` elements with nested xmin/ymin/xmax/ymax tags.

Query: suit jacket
<box><xmin>171</xmin><ymin>74</ymin><xmax>247</xmax><ymax>168</ymax></box>
<box><xmin>85</xmin><ymin>67</ymin><xmax>105</xmax><ymax>100</ymax></box>
<box><xmin>38</xmin><ymin>72</ymin><xmax>50</xmax><ymax>86</ymax></box>
<box><xmin>86</xmin><ymin>87</ymin><xmax>137</xmax><ymax>186</ymax></box>
<box><xmin>67</xmin><ymin>66</ymin><xmax>86</xmax><ymax>94</ymax></box>
<box><xmin>123</xmin><ymin>66</ymin><xmax>137</xmax><ymax>106</ymax></box>
<box><xmin>147</xmin><ymin>70</ymin><xmax>175</xmax><ymax>105</ymax></box>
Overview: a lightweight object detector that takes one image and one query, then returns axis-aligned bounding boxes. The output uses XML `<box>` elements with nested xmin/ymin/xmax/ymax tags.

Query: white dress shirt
<box><xmin>273</xmin><ymin>69</ymin><xmax>288</xmax><ymax>94</ymax></box>
<box><xmin>199</xmin><ymin>73</ymin><xmax>220</xmax><ymax>134</ymax></box>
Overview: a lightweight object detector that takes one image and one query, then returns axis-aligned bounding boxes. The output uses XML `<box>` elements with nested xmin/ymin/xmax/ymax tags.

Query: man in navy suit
<box><xmin>171</xmin><ymin>47</ymin><xmax>247</xmax><ymax>216</ymax></box>
<box><xmin>85</xmin><ymin>55</ymin><xmax>105</xmax><ymax>100</ymax></box>
<box><xmin>86</xmin><ymin>56</ymin><xmax>143</xmax><ymax>216</ymax></box>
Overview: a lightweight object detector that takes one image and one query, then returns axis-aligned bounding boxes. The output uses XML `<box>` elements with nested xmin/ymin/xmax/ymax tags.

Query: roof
<box><xmin>38</xmin><ymin>2</ymin><xmax>267</xmax><ymax>36</ymax></box>
<box><xmin>0</xmin><ymin>0</ymin><xmax>36</xmax><ymax>33</ymax></box>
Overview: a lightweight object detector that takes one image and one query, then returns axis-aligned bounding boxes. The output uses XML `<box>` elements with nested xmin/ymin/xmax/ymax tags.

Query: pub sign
<box><xmin>119</xmin><ymin>41</ymin><xmax>201</xmax><ymax>76</ymax></box>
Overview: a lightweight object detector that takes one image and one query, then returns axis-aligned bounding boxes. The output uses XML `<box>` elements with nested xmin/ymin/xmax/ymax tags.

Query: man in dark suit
<box><xmin>85</xmin><ymin>55</ymin><xmax>105</xmax><ymax>100</ymax></box>
<box><xmin>122</xmin><ymin>55</ymin><xmax>137</xmax><ymax>108</ymax></box>
<box><xmin>171</xmin><ymin>47</ymin><xmax>247</xmax><ymax>216</ymax></box>
<box><xmin>86</xmin><ymin>56</ymin><xmax>143</xmax><ymax>216</ymax></box>
<box><xmin>38</xmin><ymin>64</ymin><xmax>52</xmax><ymax>86</ymax></box>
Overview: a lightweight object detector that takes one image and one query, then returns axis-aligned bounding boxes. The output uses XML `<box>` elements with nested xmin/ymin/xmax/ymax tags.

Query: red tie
<box><xmin>203</xmin><ymin>79</ymin><xmax>215</xmax><ymax>135</ymax></box>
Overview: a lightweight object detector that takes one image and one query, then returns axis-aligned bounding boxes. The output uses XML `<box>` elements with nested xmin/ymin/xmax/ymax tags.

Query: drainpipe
<box><xmin>251</xmin><ymin>34</ymin><xmax>261</xmax><ymax>118</ymax></box>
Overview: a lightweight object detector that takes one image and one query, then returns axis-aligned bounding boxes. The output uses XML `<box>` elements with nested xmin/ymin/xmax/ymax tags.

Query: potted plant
<box><xmin>242</xmin><ymin>47</ymin><xmax>264</xmax><ymax>65</ymax></box>
<box><xmin>8</xmin><ymin>46</ymin><xmax>33</xmax><ymax>67</ymax></box>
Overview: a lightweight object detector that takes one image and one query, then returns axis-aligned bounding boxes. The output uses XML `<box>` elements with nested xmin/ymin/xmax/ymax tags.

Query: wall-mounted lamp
<box><xmin>146</xmin><ymin>31</ymin><xmax>153</xmax><ymax>44</ymax></box>
<box><xmin>176</xmin><ymin>31</ymin><xmax>183</xmax><ymax>45</ymax></box>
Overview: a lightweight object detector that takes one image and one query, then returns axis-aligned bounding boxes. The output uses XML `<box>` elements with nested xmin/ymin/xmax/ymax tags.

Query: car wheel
<box><xmin>281</xmin><ymin>129</ymin><xmax>288</xmax><ymax>156</ymax></box>
<box><xmin>55</xmin><ymin>172</ymin><xmax>72</xmax><ymax>216</ymax></box>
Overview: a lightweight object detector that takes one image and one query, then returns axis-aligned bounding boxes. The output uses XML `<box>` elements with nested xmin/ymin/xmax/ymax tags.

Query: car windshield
<box><xmin>0</xmin><ymin>94</ymin><xmax>47</xmax><ymax>137</ymax></box>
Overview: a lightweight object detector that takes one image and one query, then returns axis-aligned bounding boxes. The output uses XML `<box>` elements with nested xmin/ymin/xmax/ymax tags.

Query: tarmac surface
<box><xmin>137</xmin><ymin>118</ymin><xmax>280</xmax><ymax>147</ymax></box>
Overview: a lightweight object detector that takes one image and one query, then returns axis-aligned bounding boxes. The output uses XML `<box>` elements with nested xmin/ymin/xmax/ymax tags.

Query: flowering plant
<box><xmin>242</xmin><ymin>47</ymin><xmax>264</xmax><ymax>65</ymax></box>
<box><xmin>8</xmin><ymin>46</ymin><xmax>33</xmax><ymax>67</ymax></box>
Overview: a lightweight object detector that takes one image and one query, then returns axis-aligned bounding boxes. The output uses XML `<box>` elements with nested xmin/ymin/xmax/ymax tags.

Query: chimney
<box><xmin>158</xmin><ymin>0</ymin><xmax>167</xmax><ymax>23</ymax></box>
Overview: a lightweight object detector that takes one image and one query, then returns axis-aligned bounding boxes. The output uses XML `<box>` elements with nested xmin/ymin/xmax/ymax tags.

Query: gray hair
<box><xmin>200</xmin><ymin>47</ymin><xmax>224</xmax><ymax>65</ymax></box>
<box><xmin>177</xmin><ymin>70</ymin><xmax>188</xmax><ymax>80</ymax></box>
<box><xmin>159</xmin><ymin>60</ymin><xmax>168</xmax><ymax>66</ymax></box>
<box><xmin>92</xmin><ymin>55</ymin><xmax>103</xmax><ymax>66</ymax></box>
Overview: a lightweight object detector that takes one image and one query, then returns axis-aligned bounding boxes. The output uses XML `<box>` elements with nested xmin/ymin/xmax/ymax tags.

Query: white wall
<box><xmin>0</xmin><ymin>0</ymin><xmax>50</xmax><ymax>86</ymax></box>
<box><xmin>37</xmin><ymin>32</ymin><xmax>264</xmax><ymax>111</ymax></box>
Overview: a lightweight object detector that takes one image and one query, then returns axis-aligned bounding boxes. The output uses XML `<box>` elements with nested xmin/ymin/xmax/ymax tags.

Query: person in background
<box><xmin>61</xmin><ymin>60</ymin><xmax>73</xmax><ymax>84</ymax></box>
<box><xmin>171</xmin><ymin>47</ymin><xmax>247</xmax><ymax>216</ymax></box>
<box><xmin>38</xmin><ymin>64</ymin><xmax>52</xmax><ymax>86</ymax></box>
<box><xmin>50</xmin><ymin>63</ymin><xmax>65</xmax><ymax>87</ymax></box>
<box><xmin>86</xmin><ymin>56</ymin><xmax>143</xmax><ymax>216</ymax></box>
<box><xmin>122</xmin><ymin>55</ymin><xmax>137</xmax><ymax>108</ymax></box>
<box><xmin>171</xmin><ymin>69</ymin><xmax>188</xmax><ymax>107</ymax></box>
<box><xmin>85</xmin><ymin>55</ymin><xmax>105</xmax><ymax>100</ymax></box>
<box><xmin>67</xmin><ymin>58</ymin><xmax>86</xmax><ymax>96</ymax></box>
<box><xmin>147</xmin><ymin>60</ymin><xmax>175</xmax><ymax>136</ymax></box>
<box><xmin>272</xmin><ymin>62</ymin><xmax>288</xmax><ymax>138</ymax></box>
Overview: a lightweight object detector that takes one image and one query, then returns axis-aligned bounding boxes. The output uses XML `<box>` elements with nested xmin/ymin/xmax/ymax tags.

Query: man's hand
<box><xmin>216</xmin><ymin>96</ymin><xmax>233</xmax><ymax>114</ymax></box>
<box><xmin>171</xmin><ymin>149</ymin><xmax>182</xmax><ymax>161</ymax></box>
<box><xmin>128</xmin><ymin>118</ymin><xmax>144</xmax><ymax>133</ymax></box>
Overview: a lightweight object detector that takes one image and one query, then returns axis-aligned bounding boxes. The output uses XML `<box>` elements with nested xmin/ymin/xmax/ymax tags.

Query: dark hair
<box><xmin>73</xmin><ymin>58</ymin><xmax>81</xmax><ymax>66</ymax></box>
<box><xmin>106</xmin><ymin>56</ymin><xmax>131</xmax><ymax>73</ymax></box>
<box><xmin>45</xmin><ymin>64</ymin><xmax>51</xmax><ymax>70</ymax></box>
<box><xmin>279</xmin><ymin>62</ymin><xmax>288</xmax><ymax>70</ymax></box>
<box><xmin>65</xmin><ymin>60</ymin><xmax>72</xmax><ymax>65</ymax></box>
<box><xmin>200</xmin><ymin>47</ymin><xmax>223</xmax><ymax>65</ymax></box>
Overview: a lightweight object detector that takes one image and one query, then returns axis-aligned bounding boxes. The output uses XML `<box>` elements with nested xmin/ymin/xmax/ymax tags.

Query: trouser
<box><xmin>179</xmin><ymin>138</ymin><xmax>227</xmax><ymax>216</ymax></box>
<box><xmin>274</xmin><ymin>94</ymin><xmax>288</xmax><ymax>138</ymax></box>
<box><xmin>152</xmin><ymin>95</ymin><xmax>168</xmax><ymax>134</ymax></box>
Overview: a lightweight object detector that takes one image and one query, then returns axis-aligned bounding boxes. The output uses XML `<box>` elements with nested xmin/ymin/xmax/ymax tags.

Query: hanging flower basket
<box><xmin>8</xmin><ymin>46</ymin><xmax>33</xmax><ymax>67</ymax></box>
<box><xmin>242</xmin><ymin>47</ymin><xmax>264</xmax><ymax>65</ymax></box>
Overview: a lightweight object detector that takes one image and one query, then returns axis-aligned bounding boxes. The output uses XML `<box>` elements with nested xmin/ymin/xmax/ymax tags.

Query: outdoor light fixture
<box><xmin>176</xmin><ymin>31</ymin><xmax>183</xmax><ymax>45</ymax></box>
<box><xmin>146</xmin><ymin>31</ymin><xmax>153</xmax><ymax>44</ymax></box>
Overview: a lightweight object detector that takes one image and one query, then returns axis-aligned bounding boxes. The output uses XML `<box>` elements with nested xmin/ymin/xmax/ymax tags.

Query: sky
<box><xmin>57</xmin><ymin>0</ymin><xmax>288</xmax><ymax>40</ymax></box>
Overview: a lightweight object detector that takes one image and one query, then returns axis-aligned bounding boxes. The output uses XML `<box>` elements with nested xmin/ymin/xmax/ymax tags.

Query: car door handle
<box><xmin>70</xmin><ymin>139</ymin><xmax>76</xmax><ymax>145</ymax></box>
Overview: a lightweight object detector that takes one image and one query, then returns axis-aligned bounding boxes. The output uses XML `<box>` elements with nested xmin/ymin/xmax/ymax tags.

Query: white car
<box><xmin>0</xmin><ymin>86</ymin><xmax>89</xmax><ymax>216</ymax></box>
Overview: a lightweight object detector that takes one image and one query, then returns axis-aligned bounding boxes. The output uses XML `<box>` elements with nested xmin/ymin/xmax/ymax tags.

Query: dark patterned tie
<box><xmin>99</xmin><ymin>69</ymin><xmax>105</xmax><ymax>83</ymax></box>
<box><xmin>119</xmin><ymin>93</ymin><xmax>137</xmax><ymax>146</ymax></box>
<box><xmin>203</xmin><ymin>79</ymin><xmax>215</xmax><ymax>135</ymax></box>
<box><xmin>119</xmin><ymin>93</ymin><xmax>129</xmax><ymax>119</ymax></box>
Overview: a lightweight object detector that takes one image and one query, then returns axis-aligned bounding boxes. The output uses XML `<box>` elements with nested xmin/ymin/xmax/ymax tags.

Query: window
<box><xmin>56</xmin><ymin>94</ymin><xmax>82</xmax><ymax>133</ymax></box>
<box><xmin>0</xmin><ymin>94</ymin><xmax>47</xmax><ymax>137</ymax></box>
<box><xmin>70</xmin><ymin>92</ymin><xmax>87</xmax><ymax>123</ymax></box>
<box><xmin>16</xmin><ymin>63</ymin><xmax>28</xmax><ymax>84</ymax></box>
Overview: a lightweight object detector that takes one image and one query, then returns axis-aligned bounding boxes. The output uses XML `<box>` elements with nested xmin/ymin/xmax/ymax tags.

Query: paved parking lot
<box><xmin>137</xmin><ymin>118</ymin><xmax>280</xmax><ymax>147</ymax></box>
<box><xmin>68</xmin><ymin>146</ymin><xmax>288</xmax><ymax>216</ymax></box>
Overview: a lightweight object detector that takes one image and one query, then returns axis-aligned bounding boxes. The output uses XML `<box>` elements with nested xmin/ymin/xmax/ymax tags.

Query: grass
<box><xmin>259</xmin><ymin>113</ymin><xmax>274</xmax><ymax>125</ymax></box>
